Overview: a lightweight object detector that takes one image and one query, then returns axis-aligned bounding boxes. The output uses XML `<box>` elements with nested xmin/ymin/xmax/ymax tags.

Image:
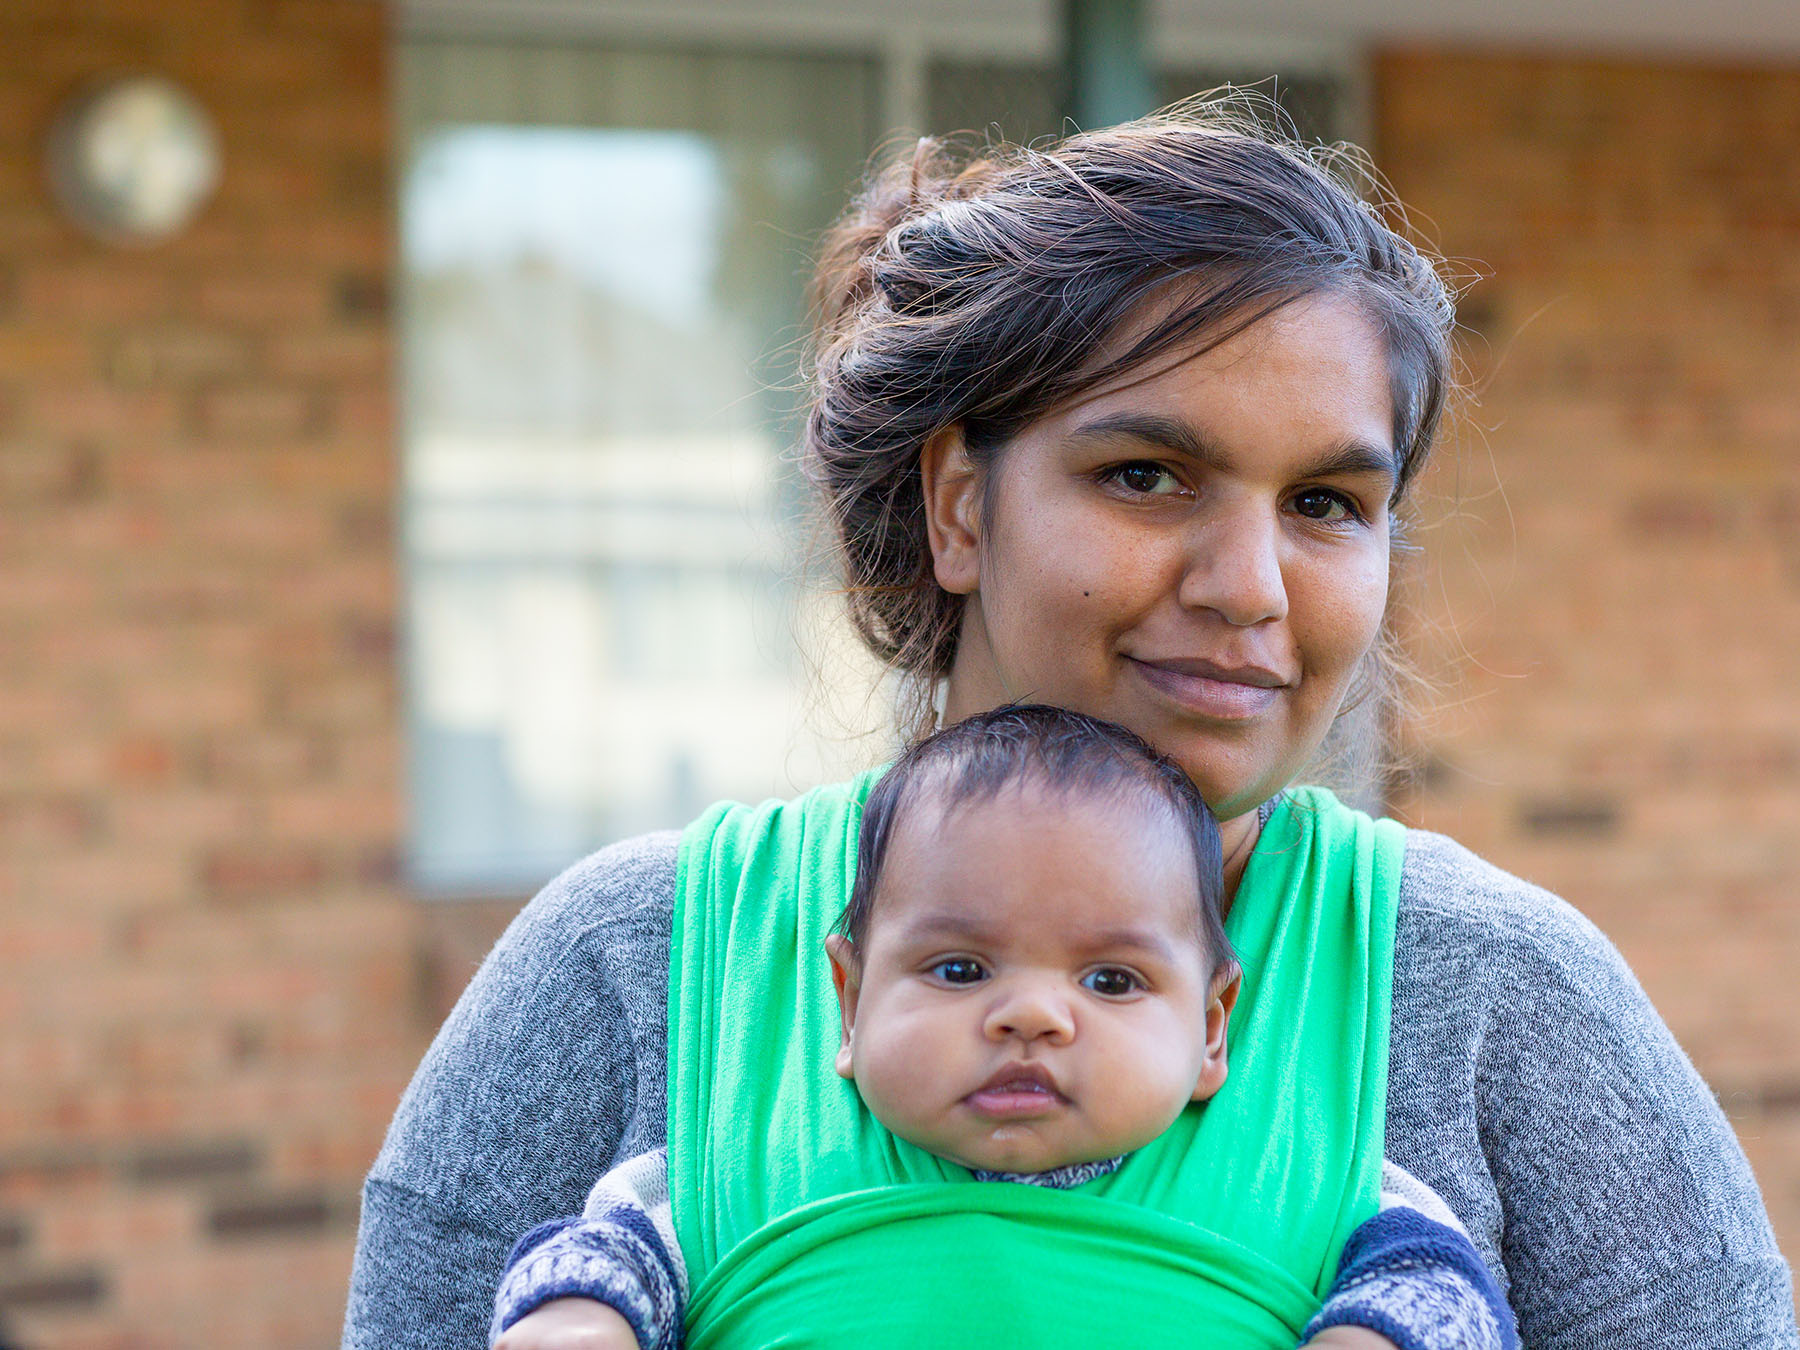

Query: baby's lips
<box><xmin>973</xmin><ymin>1060</ymin><xmax>1062</xmax><ymax>1096</ymax></box>
<box><xmin>963</xmin><ymin>1061</ymin><xmax>1071</xmax><ymax>1118</ymax></box>
<box><xmin>964</xmin><ymin>1084</ymin><xmax>1065</xmax><ymax>1120</ymax></box>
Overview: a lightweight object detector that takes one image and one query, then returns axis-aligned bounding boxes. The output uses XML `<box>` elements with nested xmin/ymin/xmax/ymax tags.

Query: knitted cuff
<box><xmin>1303</xmin><ymin>1207</ymin><xmax>1517</xmax><ymax>1350</ymax></box>
<box><xmin>489</xmin><ymin>1206</ymin><xmax>684</xmax><ymax>1350</ymax></box>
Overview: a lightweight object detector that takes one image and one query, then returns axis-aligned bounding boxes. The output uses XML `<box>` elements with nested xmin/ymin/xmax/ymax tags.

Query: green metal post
<box><xmin>1062</xmin><ymin>0</ymin><xmax>1155</xmax><ymax>130</ymax></box>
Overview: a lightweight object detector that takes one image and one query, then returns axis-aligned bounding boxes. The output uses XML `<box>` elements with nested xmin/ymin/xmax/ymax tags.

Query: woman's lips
<box><xmin>1127</xmin><ymin>656</ymin><xmax>1286</xmax><ymax>720</ymax></box>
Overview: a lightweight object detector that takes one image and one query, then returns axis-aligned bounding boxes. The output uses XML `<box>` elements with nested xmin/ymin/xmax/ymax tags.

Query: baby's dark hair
<box><xmin>839</xmin><ymin>705</ymin><xmax>1233</xmax><ymax>976</ymax></box>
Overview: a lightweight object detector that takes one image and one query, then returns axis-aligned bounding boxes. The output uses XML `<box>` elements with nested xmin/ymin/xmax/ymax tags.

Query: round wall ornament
<box><xmin>47</xmin><ymin>74</ymin><xmax>222</xmax><ymax>245</ymax></box>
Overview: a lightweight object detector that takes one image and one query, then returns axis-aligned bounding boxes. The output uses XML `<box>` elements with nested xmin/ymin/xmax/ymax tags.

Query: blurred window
<box><xmin>399</xmin><ymin>40</ymin><xmax>883</xmax><ymax>893</ymax></box>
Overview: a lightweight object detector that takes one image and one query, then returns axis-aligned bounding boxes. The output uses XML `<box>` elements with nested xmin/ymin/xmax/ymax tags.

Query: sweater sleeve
<box><xmin>1387</xmin><ymin>830</ymin><xmax>1797</xmax><ymax>1350</ymax></box>
<box><xmin>342</xmin><ymin>833</ymin><xmax>682</xmax><ymax>1350</ymax></box>
<box><xmin>1303</xmin><ymin>1162</ymin><xmax>1517</xmax><ymax>1350</ymax></box>
<box><xmin>490</xmin><ymin>1149</ymin><xmax>686</xmax><ymax>1350</ymax></box>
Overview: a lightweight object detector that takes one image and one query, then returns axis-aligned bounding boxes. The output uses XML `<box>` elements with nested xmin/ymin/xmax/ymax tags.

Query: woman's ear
<box><xmin>1191</xmin><ymin>959</ymin><xmax>1242</xmax><ymax>1102</ymax></box>
<box><xmin>824</xmin><ymin>934</ymin><xmax>861</xmax><ymax>1081</ymax></box>
<box><xmin>920</xmin><ymin>425</ymin><xmax>982</xmax><ymax>596</ymax></box>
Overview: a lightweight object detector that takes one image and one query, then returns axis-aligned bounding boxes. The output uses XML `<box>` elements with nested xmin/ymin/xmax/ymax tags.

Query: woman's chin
<box><xmin>1160</xmin><ymin>747</ymin><xmax>1285</xmax><ymax>821</ymax></box>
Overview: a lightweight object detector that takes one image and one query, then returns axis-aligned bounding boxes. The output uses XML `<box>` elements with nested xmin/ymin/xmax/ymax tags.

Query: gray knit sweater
<box><xmin>342</xmin><ymin>826</ymin><xmax>1797</xmax><ymax>1349</ymax></box>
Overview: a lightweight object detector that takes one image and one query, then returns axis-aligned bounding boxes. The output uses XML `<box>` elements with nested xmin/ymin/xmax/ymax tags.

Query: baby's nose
<box><xmin>982</xmin><ymin>984</ymin><xmax>1075</xmax><ymax>1044</ymax></box>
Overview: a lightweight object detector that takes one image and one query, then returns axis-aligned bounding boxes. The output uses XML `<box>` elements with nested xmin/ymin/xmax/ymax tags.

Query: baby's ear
<box><xmin>1191</xmin><ymin>959</ymin><xmax>1242</xmax><ymax>1103</ymax></box>
<box><xmin>824</xmin><ymin>934</ymin><xmax>861</xmax><ymax>1081</ymax></box>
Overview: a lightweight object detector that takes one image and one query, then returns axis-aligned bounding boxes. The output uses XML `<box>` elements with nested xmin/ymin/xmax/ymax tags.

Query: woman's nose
<box><xmin>1176</xmin><ymin>502</ymin><xmax>1289</xmax><ymax>627</ymax></box>
<box><xmin>982</xmin><ymin>983</ymin><xmax>1075</xmax><ymax>1045</ymax></box>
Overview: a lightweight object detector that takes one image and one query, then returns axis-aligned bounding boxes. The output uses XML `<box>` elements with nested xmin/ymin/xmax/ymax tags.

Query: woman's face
<box><xmin>926</xmin><ymin>292</ymin><xmax>1397</xmax><ymax>823</ymax></box>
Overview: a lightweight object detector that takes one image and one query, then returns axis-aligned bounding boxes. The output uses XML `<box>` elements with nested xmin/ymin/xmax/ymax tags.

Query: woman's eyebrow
<box><xmin>1068</xmin><ymin>412</ymin><xmax>1219</xmax><ymax>466</ymax></box>
<box><xmin>1302</xmin><ymin>440</ymin><xmax>1399</xmax><ymax>486</ymax></box>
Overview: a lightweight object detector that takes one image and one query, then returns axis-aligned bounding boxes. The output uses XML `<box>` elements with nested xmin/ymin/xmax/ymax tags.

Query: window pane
<box><xmin>400</xmin><ymin>43</ymin><xmax>883</xmax><ymax>892</ymax></box>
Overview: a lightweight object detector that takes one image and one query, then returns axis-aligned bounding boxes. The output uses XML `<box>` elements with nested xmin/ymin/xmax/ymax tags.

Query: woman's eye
<box><xmin>1290</xmin><ymin>488</ymin><xmax>1356</xmax><ymax>522</ymax></box>
<box><xmin>1107</xmin><ymin>462</ymin><xmax>1182</xmax><ymax>496</ymax></box>
<box><xmin>1080</xmin><ymin>968</ymin><xmax>1140</xmax><ymax>997</ymax></box>
<box><xmin>931</xmin><ymin>959</ymin><xmax>987</xmax><ymax>985</ymax></box>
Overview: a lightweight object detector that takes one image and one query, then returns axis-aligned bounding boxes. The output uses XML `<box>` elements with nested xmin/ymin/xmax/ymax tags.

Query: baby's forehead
<box><xmin>902</xmin><ymin>766</ymin><xmax>1184</xmax><ymax>835</ymax></box>
<box><xmin>874</xmin><ymin>780</ymin><xmax>1209</xmax><ymax>944</ymax></box>
<box><xmin>876</xmin><ymin>887</ymin><xmax>1199</xmax><ymax>952</ymax></box>
<box><xmin>902</xmin><ymin>774</ymin><xmax>1193</xmax><ymax>862</ymax></box>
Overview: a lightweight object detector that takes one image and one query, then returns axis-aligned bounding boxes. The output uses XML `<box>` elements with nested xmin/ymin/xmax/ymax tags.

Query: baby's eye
<box><xmin>1080</xmin><ymin>968</ymin><xmax>1141</xmax><ymax>998</ymax></box>
<box><xmin>1104</xmin><ymin>462</ymin><xmax>1183</xmax><ymax>496</ymax></box>
<box><xmin>931</xmin><ymin>958</ymin><xmax>987</xmax><ymax>985</ymax></box>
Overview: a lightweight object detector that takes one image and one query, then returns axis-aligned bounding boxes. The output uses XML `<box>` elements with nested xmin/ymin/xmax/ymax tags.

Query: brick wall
<box><xmin>1378</xmin><ymin>52</ymin><xmax>1800</xmax><ymax>1276</ymax></box>
<box><xmin>0</xmin><ymin>2</ymin><xmax>423</xmax><ymax>1346</ymax></box>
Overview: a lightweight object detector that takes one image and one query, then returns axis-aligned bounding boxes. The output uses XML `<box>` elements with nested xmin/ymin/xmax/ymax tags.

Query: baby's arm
<box><xmin>490</xmin><ymin>1149</ymin><xmax>686</xmax><ymax>1350</ymax></box>
<box><xmin>1301</xmin><ymin>1162</ymin><xmax>1517</xmax><ymax>1350</ymax></box>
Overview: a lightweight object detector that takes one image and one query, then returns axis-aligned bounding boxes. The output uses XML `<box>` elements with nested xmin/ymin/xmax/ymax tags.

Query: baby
<box><xmin>491</xmin><ymin>706</ymin><xmax>1513</xmax><ymax>1350</ymax></box>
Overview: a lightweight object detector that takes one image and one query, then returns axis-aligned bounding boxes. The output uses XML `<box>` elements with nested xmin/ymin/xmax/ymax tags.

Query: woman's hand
<box><xmin>1302</xmin><ymin>1329</ymin><xmax>1403</xmax><ymax>1350</ymax></box>
<box><xmin>492</xmin><ymin>1297</ymin><xmax>642</xmax><ymax>1350</ymax></box>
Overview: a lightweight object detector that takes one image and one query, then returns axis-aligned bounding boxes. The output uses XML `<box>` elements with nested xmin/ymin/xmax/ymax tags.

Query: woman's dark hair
<box><xmin>839</xmin><ymin>704</ymin><xmax>1233</xmax><ymax>979</ymax></box>
<box><xmin>804</xmin><ymin>95</ymin><xmax>1456</xmax><ymax>739</ymax></box>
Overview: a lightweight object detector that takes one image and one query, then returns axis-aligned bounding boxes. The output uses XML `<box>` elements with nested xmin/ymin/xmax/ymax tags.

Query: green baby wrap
<box><xmin>668</xmin><ymin>777</ymin><xmax>1402</xmax><ymax>1348</ymax></box>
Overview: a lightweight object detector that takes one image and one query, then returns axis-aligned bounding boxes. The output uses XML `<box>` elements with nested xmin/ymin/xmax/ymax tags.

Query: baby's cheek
<box><xmin>1096</xmin><ymin>1037</ymin><xmax>1202</xmax><ymax>1149</ymax></box>
<box><xmin>854</xmin><ymin>1025</ymin><xmax>943</xmax><ymax>1136</ymax></box>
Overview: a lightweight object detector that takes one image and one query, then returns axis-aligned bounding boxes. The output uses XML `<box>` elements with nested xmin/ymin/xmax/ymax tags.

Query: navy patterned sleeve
<box><xmin>1303</xmin><ymin>1162</ymin><xmax>1517</xmax><ymax>1350</ymax></box>
<box><xmin>489</xmin><ymin>1149</ymin><xmax>685</xmax><ymax>1350</ymax></box>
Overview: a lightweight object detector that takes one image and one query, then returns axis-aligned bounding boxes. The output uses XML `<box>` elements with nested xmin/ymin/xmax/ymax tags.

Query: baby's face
<box><xmin>827</xmin><ymin>783</ymin><xmax>1236</xmax><ymax>1175</ymax></box>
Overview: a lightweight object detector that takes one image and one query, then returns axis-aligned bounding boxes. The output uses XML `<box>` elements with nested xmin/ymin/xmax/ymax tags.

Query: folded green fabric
<box><xmin>669</xmin><ymin>776</ymin><xmax>1401</xmax><ymax>1348</ymax></box>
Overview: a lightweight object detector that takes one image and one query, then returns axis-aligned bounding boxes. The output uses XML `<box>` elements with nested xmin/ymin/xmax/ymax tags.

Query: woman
<box><xmin>343</xmin><ymin>108</ymin><xmax>1794</xmax><ymax>1348</ymax></box>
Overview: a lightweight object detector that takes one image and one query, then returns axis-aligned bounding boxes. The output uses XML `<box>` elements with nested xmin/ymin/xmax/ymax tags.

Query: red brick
<box><xmin>265</xmin><ymin>327</ymin><xmax>389</xmax><ymax>381</ymax></box>
<box><xmin>262</xmin><ymin>787</ymin><xmax>399</xmax><ymax>845</ymax></box>
<box><xmin>192</xmin><ymin>271</ymin><xmax>335</xmax><ymax>326</ymax></box>
<box><xmin>180</xmin><ymin>497</ymin><xmax>336</xmax><ymax>556</ymax></box>
<box><xmin>107</xmin><ymin>737</ymin><xmax>177</xmax><ymax>786</ymax></box>
<box><xmin>16</xmin><ymin>263</ymin><xmax>176</xmax><ymax>323</ymax></box>
<box><xmin>18</xmin><ymin>849</ymin><xmax>191</xmax><ymax>913</ymax></box>
<box><xmin>201</xmin><ymin>848</ymin><xmax>328</xmax><ymax>902</ymax></box>
<box><xmin>190</xmin><ymin>385</ymin><xmax>321</xmax><ymax>443</ymax></box>
<box><xmin>105</xmin><ymin>323</ymin><xmax>253</xmax><ymax>385</ymax></box>
<box><xmin>193</xmin><ymin>731</ymin><xmax>325</xmax><ymax>788</ymax></box>
<box><xmin>113</xmin><ymin>679</ymin><xmax>261</xmax><ymax>736</ymax></box>
<box><xmin>24</xmin><ymin>386</ymin><xmax>183</xmax><ymax>440</ymax></box>
<box><xmin>0</xmin><ymin>913</ymin><xmax>107</xmax><ymax>963</ymax></box>
<box><xmin>0</xmin><ymin>328</ymin><xmax>96</xmax><ymax>378</ymax></box>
